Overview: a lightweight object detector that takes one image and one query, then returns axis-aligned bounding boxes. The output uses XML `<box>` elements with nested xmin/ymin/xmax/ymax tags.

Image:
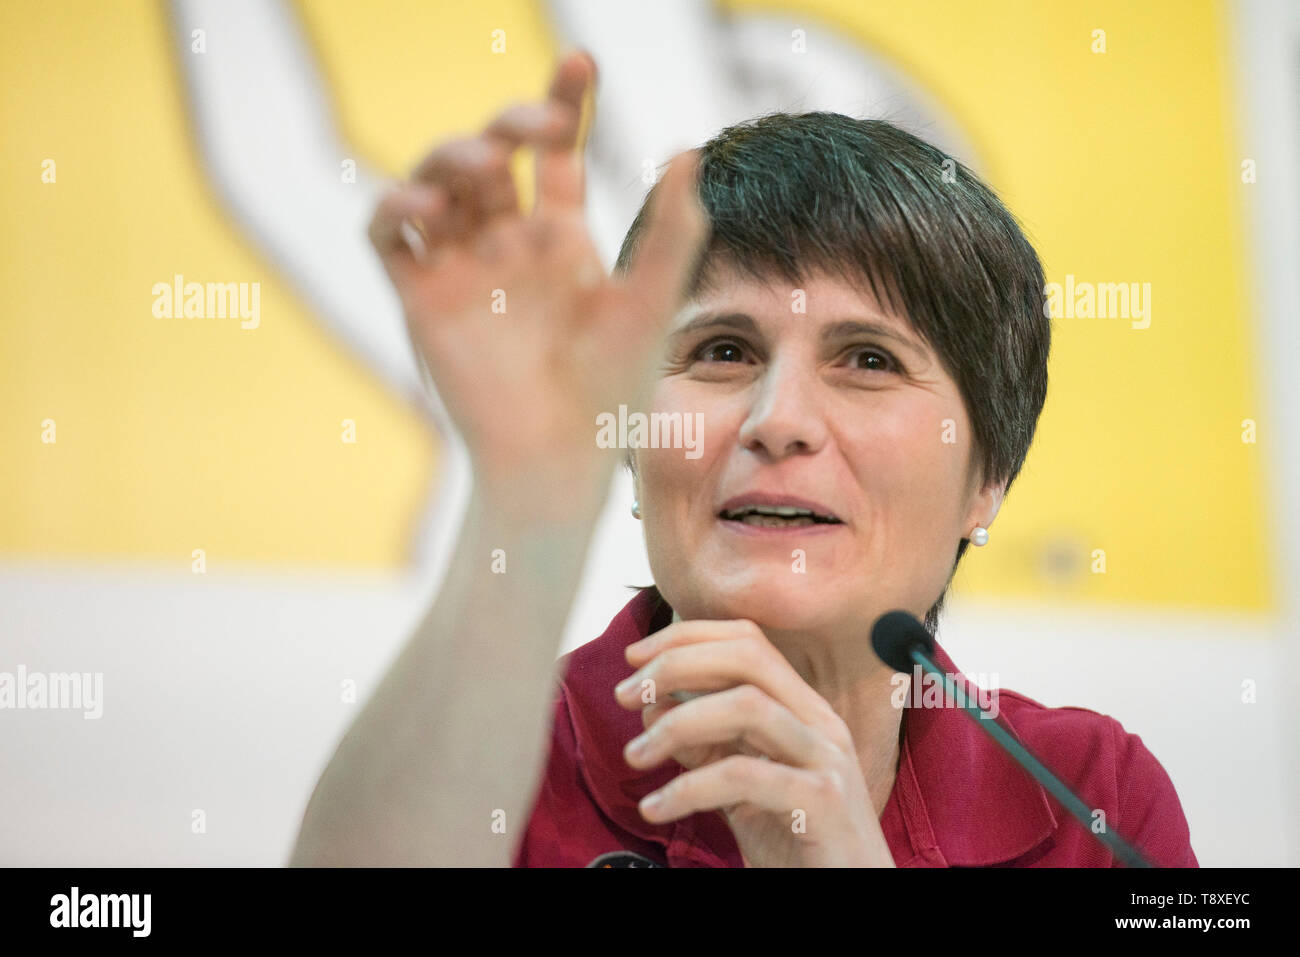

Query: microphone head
<box><xmin>871</xmin><ymin>610</ymin><xmax>934</xmax><ymax>673</ymax></box>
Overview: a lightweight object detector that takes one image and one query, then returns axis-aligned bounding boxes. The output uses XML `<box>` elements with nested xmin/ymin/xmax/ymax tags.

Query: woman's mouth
<box><xmin>718</xmin><ymin>504</ymin><xmax>845</xmax><ymax>531</ymax></box>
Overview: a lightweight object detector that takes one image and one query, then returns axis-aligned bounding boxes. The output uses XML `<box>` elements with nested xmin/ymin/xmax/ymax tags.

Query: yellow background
<box><xmin>0</xmin><ymin>0</ymin><xmax>1273</xmax><ymax>610</ymax></box>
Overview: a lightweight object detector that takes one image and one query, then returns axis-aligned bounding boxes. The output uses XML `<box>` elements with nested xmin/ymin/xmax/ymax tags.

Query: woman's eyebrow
<box><xmin>820</xmin><ymin>319</ymin><xmax>926</xmax><ymax>358</ymax></box>
<box><xmin>669</xmin><ymin>311</ymin><xmax>760</xmax><ymax>339</ymax></box>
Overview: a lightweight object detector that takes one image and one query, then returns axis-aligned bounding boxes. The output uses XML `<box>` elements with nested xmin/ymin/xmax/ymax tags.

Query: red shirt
<box><xmin>512</xmin><ymin>587</ymin><xmax>1198</xmax><ymax>868</ymax></box>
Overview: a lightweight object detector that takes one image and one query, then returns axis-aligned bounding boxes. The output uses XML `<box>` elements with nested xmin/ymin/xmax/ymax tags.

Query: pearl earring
<box><xmin>971</xmin><ymin>526</ymin><xmax>989</xmax><ymax>547</ymax></box>
<box><xmin>631</xmin><ymin>499</ymin><xmax>641</xmax><ymax>519</ymax></box>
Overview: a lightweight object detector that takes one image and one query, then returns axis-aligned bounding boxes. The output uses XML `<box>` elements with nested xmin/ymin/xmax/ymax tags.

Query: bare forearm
<box><xmin>290</xmin><ymin>480</ymin><xmax>605</xmax><ymax>866</ymax></box>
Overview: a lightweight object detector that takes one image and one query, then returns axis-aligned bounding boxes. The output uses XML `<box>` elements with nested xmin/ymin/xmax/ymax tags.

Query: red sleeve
<box><xmin>511</xmin><ymin>687</ymin><xmax>664</xmax><ymax>868</ymax></box>
<box><xmin>511</xmin><ymin>690</ymin><xmax>579</xmax><ymax>867</ymax></box>
<box><xmin>1110</xmin><ymin>720</ymin><xmax>1198</xmax><ymax>867</ymax></box>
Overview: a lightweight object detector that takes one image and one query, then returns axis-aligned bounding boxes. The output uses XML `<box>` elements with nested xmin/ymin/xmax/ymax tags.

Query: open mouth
<box><xmin>718</xmin><ymin>505</ymin><xmax>844</xmax><ymax>528</ymax></box>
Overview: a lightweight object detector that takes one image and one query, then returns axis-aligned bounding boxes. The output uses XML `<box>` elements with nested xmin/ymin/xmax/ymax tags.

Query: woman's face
<box><xmin>633</xmin><ymin>262</ymin><xmax>1004</xmax><ymax>636</ymax></box>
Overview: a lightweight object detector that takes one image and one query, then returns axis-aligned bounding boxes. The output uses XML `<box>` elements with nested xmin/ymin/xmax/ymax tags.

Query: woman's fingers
<box><xmin>638</xmin><ymin>695</ymin><xmax>680</xmax><ymax>732</ymax></box>
<box><xmin>534</xmin><ymin>49</ymin><xmax>596</xmax><ymax>212</ymax></box>
<box><xmin>616</xmin><ymin>151</ymin><xmax>710</xmax><ymax>339</ymax></box>
<box><xmin>384</xmin><ymin>50</ymin><xmax>596</xmax><ymax>271</ymax></box>
<box><xmin>404</xmin><ymin>58</ymin><xmax>591</xmax><ymax>237</ymax></box>
<box><xmin>616</xmin><ymin>629</ymin><xmax>840</xmax><ymax>735</ymax></box>
<box><xmin>626</xmin><ymin>617</ymin><xmax>755</xmax><ymax>667</ymax></box>
<box><xmin>410</xmin><ymin>138</ymin><xmax>516</xmax><ymax>235</ymax></box>
<box><xmin>485</xmin><ymin>100</ymin><xmax>584</xmax><ymax>220</ymax></box>
<box><xmin>625</xmin><ymin>684</ymin><xmax>827</xmax><ymax>771</ymax></box>
<box><xmin>484</xmin><ymin>100</ymin><xmax>581</xmax><ymax>151</ymax></box>
<box><xmin>368</xmin><ymin>182</ymin><xmax>452</xmax><ymax>275</ymax></box>
<box><xmin>638</xmin><ymin>754</ymin><xmax>834</xmax><ymax>825</ymax></box>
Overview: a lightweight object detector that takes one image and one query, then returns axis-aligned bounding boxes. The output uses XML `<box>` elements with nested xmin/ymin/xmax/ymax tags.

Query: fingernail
<box><xmin>626</xmin><ymin>733</ymin><xmax>650</xmax><ymax>758</ymax></box>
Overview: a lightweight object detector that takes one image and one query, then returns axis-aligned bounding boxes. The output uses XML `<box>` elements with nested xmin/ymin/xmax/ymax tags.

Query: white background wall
<box><xmin>0</xmin><ymin>505</ymin><xmax>1292</xmax><ymax>866</ymax></box>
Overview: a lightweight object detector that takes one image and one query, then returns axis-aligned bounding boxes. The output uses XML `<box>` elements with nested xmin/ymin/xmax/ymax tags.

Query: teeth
<box><xmin>723</xmin><ymin>504</ymin><xmax>838</xmax><ymax>523</ymax></box>
<box><xmin>740</xmin><ymin>514</ymin><xmax>815</xmax><ymax>527</ymax></box>
<box><xmin>725</xmin><ymin>505</ymin><xmax>812</xmax><ymax>518</ymax></box>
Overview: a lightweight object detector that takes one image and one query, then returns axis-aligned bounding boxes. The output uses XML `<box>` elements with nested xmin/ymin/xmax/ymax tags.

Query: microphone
<box><xmin>871</xmin><ymin>610</ymin><xmax>936</xmax><ymax>673</ymax></box>
<box><xmin>870</xmin><ymin>610</ymin><xmax>1151</xmax><ymax>868</ymax></box>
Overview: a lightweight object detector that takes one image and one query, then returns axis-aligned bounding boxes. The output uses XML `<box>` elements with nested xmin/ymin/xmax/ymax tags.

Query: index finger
<box><xmin>625</xmin><ymin>618</ymin><xmax>755</xmax><ymax>668</ymax></box>
<box><xmin>616</xmin><ymin>638</ymin><xmax>834</xmax><ymax>732</ymax></box>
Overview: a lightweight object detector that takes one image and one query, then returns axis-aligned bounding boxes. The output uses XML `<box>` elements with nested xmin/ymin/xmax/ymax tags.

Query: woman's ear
<box><xmin>961</xmin><ymin>448</ymin><xmax>1006</xmax><ymax>533</ymax></box>
<box><xmin>966</xmin><ymin>478</ymin><xmax>1007</xmax><ymax>533</ymax></box>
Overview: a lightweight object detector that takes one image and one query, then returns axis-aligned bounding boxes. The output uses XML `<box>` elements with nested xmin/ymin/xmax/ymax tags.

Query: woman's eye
<box><xmin>849</xmin><ymin>347</ymin><xmax>898</xmax><ymax>372</ymax></box>
<box><xmin>695</xmin><ymin>339</ymin><xmax>747</xmax><ymax>363</ymax></box>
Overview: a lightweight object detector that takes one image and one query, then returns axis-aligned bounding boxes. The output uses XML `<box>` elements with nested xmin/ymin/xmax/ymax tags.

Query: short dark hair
<box><xmin>616</xmin><ymin>112</ymin><xmax>1051</xmax><ymax>634</ymax></box>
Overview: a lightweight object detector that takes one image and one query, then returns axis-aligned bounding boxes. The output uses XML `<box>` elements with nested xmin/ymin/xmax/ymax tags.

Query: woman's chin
<box><xmin>686</xmin><ymin>583</ymin><xmax>848</xmax><ymax>634</ymax></box>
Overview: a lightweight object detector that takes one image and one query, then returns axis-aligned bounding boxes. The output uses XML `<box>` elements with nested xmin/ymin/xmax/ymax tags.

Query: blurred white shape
<box><xmin>168</xmin><ymin>0</ymin><xmax>471</xmax><ymax>594</ymax></box>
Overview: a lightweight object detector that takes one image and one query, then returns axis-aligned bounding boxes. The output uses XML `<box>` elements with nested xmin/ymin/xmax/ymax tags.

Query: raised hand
<box><xmin>368</xmin><ymin>51</ymin><xmax>709</xmax><ymax>512</ymax></box>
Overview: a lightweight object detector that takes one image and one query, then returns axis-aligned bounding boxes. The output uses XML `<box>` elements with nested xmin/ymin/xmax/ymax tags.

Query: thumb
<box><xmin>619</xmin><ymin>150</ymin><xmax>710</xmax><ymax>338</ymax></box>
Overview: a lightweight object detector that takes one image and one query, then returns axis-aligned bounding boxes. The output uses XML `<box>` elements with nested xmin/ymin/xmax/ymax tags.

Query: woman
<box><xmin>290</xmin><ymin>51</ymin><xmax>1197</xmax><ymax>868</ymax></box>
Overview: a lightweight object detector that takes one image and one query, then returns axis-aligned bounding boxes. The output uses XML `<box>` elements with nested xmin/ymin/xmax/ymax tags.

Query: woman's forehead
<box><xmin>684</xmin><ymin>262</ymin><xmax>909</xmax><ymax>324</ymax></box>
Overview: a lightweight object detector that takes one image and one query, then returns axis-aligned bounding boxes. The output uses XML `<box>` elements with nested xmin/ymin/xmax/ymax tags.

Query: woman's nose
<box><xmin>736</xmin><ymin>361</ymin><xmax>829</xmax><ymax>461</ymax></box>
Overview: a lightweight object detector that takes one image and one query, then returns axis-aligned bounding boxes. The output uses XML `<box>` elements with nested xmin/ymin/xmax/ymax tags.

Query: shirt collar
<box><xmin>897</xmin><ymin>639</ymin><xmax>1059</xmax><ymax>865</ymax></box>
<box><xmin>560</xmin><ymin>587</ymin><xmax>1058</xmax><ymax>867</ymax></box>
